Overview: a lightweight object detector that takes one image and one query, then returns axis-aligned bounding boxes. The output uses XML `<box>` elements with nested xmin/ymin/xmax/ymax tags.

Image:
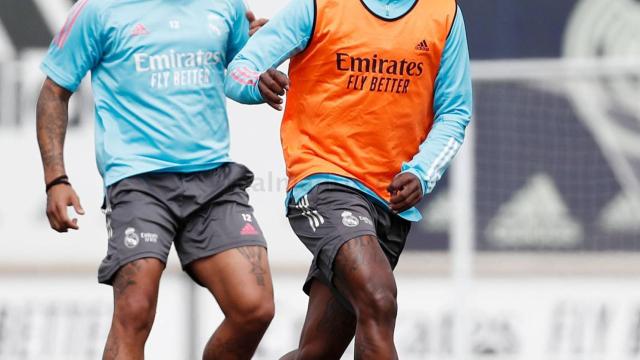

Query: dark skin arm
<box><xmin>36</xmin><ymin>77</ymin><xmax>85</xmax><ymax>232</ymax></box>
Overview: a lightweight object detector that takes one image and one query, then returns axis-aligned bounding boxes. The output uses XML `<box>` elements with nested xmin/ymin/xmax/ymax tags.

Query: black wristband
<box><xmin>46</xmin><ymin>175</ymin><xmax>70</xmax><ymax>193</ymax></box>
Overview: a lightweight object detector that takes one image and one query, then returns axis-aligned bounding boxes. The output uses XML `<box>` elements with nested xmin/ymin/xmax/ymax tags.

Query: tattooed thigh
<box><xmin>112</xmin><ymin>258</ymin><xmax>154</xmax><ymax>297</ymax></box>
<box><xmin>236</xmin><ymin>246</ymin><xmax>267</xmax><ymax>286</ymax></box>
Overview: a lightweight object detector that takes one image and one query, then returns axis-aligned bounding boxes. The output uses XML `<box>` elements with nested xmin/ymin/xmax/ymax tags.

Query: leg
<box><xmin>103</xmin><ymin>258</ymin><xmax>164</xmax><ymax>360</ymax></box>
<box><xmin>99</xmin><ymin>174</ymin><xmax>179</xmax><ymax>360</ymax></box>
<box><xmin>334</xmin><ymin>235</ymin><xmax>398</xmax><ymax>360</ymax></box>
<box><xmin>280</xmin><ymin>280</ymin><xmax>356</xmax><ymax>360</ymax></box>
<box><xmin>188</xmin><ymin>245</ymin><xmax>275</xmax><ymax>360</ymax></box>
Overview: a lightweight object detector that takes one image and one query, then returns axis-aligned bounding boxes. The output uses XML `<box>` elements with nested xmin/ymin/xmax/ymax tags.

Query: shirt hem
<box><xmin>290</xmin><ymin>173</ymin><xmax>423</xmax><ymax>222</ymax></box>
<box><xmin>40</xmin><ymin>61</ymin><xmax>80</xmax><ymax>92</ymax></box>
<box><xmin>103</xmin><ymin>161</ymin><xmax>229</xmax><ymax>187</ymax></box>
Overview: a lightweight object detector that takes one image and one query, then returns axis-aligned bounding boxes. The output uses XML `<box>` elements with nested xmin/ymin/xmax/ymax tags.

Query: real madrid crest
<box><xmin>124</xmin><ymin>227</ymin><xmax>140</xmax><ymax>249</ymax></box>
<box><xmin>341</xmin><ymin>211</ymin><xmax>359</xmax><ymax>227</ymax></box>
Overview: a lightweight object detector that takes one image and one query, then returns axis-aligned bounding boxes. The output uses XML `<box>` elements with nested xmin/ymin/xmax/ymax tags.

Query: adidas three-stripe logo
<box><xmin>296</xmin><ymin>195</ymin><xmax>324</xmax><ymax>232</ymax></box>
<box><xmin>415</xmin><ymin>40</ymin><xmax>430</xmax><ymax>52</ymax></box>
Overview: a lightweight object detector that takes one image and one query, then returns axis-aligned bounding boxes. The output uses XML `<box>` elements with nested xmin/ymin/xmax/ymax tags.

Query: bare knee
<box><xmin>114</xmin><ymin>295</ymin><xmax>156</xmax><ymax>334</ymax></box>
<box><xmin>353</xmin><ymin>285</ymin><xmax>397</xmax><ymax>323</ymax></box>
<box><xmin>227</xmin><ymin>296</ymin><xmax>274</xmax><ymax>333</ymax></box>
<box><xmin>333</xmin><ymin>236</ymin><xmax>398</xmax><ymax>323</ymax></box>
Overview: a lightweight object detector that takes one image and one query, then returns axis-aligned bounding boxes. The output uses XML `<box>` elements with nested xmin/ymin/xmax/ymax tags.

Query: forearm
<box><xmin>225</xmin><ymin>0</ymin><xmax>314</xmax><ymax>103</ymax></box>
<box><xmin>225</xmin><ymin>41</ymin><xmax>306</xmax><ymax>104</ymax></box>
<box><xmin>36</xmin><ymin>78</ymin><xmax>72</xmax><ymax>184</ymax></box>
<box><xmin>402</xmin><ymin>116</ymin><xmax>469</xmax><ymax>195</ymax></box>
<box><xmin>404</xmin><ymin>6</ymin><xmax>472</xmax><ymax>195</ymax></box>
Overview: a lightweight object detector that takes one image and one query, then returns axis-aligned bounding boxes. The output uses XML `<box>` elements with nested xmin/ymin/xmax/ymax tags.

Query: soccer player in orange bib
<box><xmin>226</xmin><ymin>0</ymin><xmax>472</xmax><ymax>358</ymax></box>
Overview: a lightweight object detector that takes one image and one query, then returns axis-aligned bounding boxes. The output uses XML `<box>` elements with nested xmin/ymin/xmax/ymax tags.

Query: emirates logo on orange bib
<box><xmin>336</xmin><ymin>53</ymin><xmax>424</xmax><ymax>94</ymax></box>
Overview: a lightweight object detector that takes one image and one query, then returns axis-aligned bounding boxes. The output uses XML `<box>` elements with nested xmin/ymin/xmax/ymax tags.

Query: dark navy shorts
<box><xmin>287</xmin><ymin>183</ymin><xmax>411</xmax><ymax>309</ymax></box>
<box><xmin>98</xmin><ymin>163</ymin><xmax>266</xmax><ymax>285</ymax></box>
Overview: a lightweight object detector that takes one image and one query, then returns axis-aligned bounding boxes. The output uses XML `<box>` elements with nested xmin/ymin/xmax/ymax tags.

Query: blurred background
<box><xmin>1</xmin><ymin>0</ymin><xmax>639</xmax><ymax>359</ymax></box>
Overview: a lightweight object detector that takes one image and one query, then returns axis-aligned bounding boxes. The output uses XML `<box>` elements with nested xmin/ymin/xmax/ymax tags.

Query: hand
<box><xmin>387</xmin><ymin>173</ymin><xmax>423</xmax><ymax>213</ymax></box>
<box><xmin>46</xmin><ymin>184</ymin><xmax>85</xmax><ymax>232</ymax></box>
<box><xmin>259</xmin><ymin>68</ymin><xmax>290</xmax><ymax>111</ymax></box>
<box><xmin>246</xmin><ymin>10</ymin><xmax>268</xmax><ymax>36</ymax></box>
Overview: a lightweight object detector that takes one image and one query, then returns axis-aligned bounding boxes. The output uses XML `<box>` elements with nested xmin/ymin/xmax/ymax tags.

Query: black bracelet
<box><xmin>46</xmin><ymin>175</ymin><xmax>71</xmax><ymax>193</ymax></box>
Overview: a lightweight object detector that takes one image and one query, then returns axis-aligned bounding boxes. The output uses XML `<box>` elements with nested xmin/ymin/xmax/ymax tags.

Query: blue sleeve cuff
<box><xmin>225</xmin><ymin>63</ymin><xmax>265</xmax><ymax>104</ymax></box>
<box><xmin>251</xmin><ymin>78</ymin><xmax>265</xmax><ymax>103</ymax></box>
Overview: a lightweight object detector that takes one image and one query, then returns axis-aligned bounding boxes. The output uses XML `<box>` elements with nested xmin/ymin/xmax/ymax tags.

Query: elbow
<box><xmin>431</xmin><ymin>114</ymin><xmax>470</xmax><ymax>144</ymax></box>
<box><xmin>435</xmin><ymin>112</ymin><xmax>471</xmax><ymax>129</ymax></box>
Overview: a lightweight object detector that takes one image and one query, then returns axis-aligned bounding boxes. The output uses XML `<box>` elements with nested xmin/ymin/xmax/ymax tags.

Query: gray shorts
<box><xmin>287</xmin><ymin>183</ymin><xmax>411</xmax><ymax>307</ymax></box>
<box><xmin>98</xmin><ymin>163</ymin><xmax>267</xmax><ymax>285</ymax></box>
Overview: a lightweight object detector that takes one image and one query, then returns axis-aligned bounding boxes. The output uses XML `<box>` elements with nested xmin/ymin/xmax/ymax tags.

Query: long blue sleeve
<box><xmin>401</xmin><ymin>6</ymin><xmax>472</xmax><ymax>196</ymax></box>
<box><xmin>225</xmin><ymin>0</ymin><xmax>250</xmax><ymax>67</ymax></box>
<box><xmin>224</xmin><ymin>0</ymin><xmax>420</xmax><ymax>104</ymax></box>
<box><xmin>224</xmin><ymin>0</ymin><xmax>314</xmax><ymax>103</ymax></box>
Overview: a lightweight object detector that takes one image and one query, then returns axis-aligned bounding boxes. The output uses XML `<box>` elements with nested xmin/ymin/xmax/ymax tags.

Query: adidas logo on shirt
<box><xmin>131</xmin><ymin>23</ymin><xmax>150</xmax><ymax>36</ymax></box>
<box><xmin>415</xmin><ymin>40</ymin><xmax>430</xmax><ymax>52</ymax></box>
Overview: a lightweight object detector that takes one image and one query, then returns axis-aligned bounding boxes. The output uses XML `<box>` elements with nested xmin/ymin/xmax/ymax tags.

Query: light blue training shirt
<box><xmin>41</xmin><ymin>0</ymin><xmax>250</xmax><ymax>187</ymax></box>
<box><xmin>225</xmin><ymin>0</ymin><xmax>473</xmax><ymax>222</ymax></box>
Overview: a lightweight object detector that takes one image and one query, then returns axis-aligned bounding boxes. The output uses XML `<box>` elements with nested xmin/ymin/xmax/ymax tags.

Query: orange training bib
<box><xmin>282</xmin><ymin>0</ymin><xmax>457</xmax><ymax>201</ymax></box>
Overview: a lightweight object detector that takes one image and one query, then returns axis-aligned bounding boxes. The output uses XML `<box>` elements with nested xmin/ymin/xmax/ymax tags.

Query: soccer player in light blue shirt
<box><xmin>36</xmin><ymin>1</ymin><xmax>273</xmax><ymax>358</ymax></box>
<box><xmin>225</xmin><ymin>0</ymin><xmax>472</xmax><ymax>357</ymax></box>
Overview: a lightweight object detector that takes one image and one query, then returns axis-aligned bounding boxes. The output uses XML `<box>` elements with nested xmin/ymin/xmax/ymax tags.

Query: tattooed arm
<box><xmin>37</xmin><ymin>78</ymin><xmax>70</xmax><ymax>182</ymax></box>
<box><xmin>36</xmin><ymin>78</ymin><xmax>84</xmax><ymax>232</ymax></box>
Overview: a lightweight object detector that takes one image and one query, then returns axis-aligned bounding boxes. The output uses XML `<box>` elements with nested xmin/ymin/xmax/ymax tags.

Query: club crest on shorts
<box><xmin>124</xmin><ymin>227</ymin><xmax>140</xmax><ymax>249</ymax></box>
<box><xmin>341</xmin><ymin>211</ymin><xmax>359</xmax><ymax>227</ymax></box>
